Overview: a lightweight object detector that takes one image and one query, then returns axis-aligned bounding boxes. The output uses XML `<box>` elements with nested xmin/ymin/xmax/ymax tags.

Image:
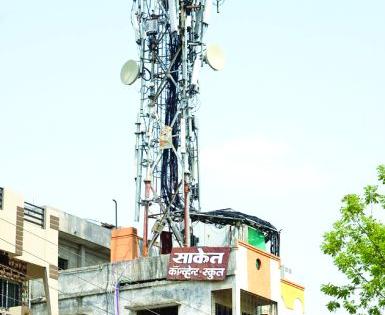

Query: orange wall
<box><xmin>238</xmin><ymin>240</ymin><xmax>281</xmax><ymax>300</ymax></box>
<box><xmin>247</xmin><ymin>246</ymin><xmax>271</xmax><ymax>299</ymax></box>
<box><xmin>111</xmin><ymin>227</ymin><xmax>139</xmax><ymax>262</ymax></box>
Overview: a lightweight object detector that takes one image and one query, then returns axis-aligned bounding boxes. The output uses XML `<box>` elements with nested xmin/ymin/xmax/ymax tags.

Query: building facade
<box><xmin>0</xmin><ymin>187</ymin><xmax>59</xmax><ymax>315</ymax></box>
<box><xmin>1</xmin><ymin>187</ymin><xmax>304</xmax><ymax>315</ymax></box>
<box><xmin>31</xmin><ymin>210</ymin><xmax>304</xmax><ymax>315</ymax></box>
<box><xmin>0</xmin><ymin>187</ymin><xmax>111</xmax><ymax>315</ymax></box>
<box><xmin>30</xmin><ymin>240</ymin><xmax>304</xmax><ymax>315</ymax></box>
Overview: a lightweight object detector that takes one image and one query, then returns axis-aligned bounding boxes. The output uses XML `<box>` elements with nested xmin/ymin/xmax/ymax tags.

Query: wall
<box><xmin>280</xmin><ymin>280</ymin><xmax>305</xmax><ymax>315</ymax></box>
<box><xmin>31</xmin><ymin>251</ymin><xmax>237</xmax><ymax>314</ymax></box>
<box><xmin>27</xmin><ymin>223</ymin><xmax>305</xmax><ymax>315</ymax></box>
<box><xmin>58</xmin><ymin>239</ymin><xmax>79</xmax><ymax>269</ymax></box>
<box><xmin>0</xmin><ymin>188</ymin><xmax>20</xmax><ymax>254</ymax></box>
<box><xmin>57</xmin><ymin>211</ymin><xmax>111</xmax><ymax>249</ymax></box>
<box><xmin>193</xmin><ymin>222</ymin><xmax>240</xmax><ymax>248</ymax></box>
<box><xmin>236</xmin><ymin>241</ymin><xmax>305</xmax><ymax>315</ymax></box>
<box><xmin>32</xmin><ymin>274</ymin><xmax>235</xmax><ymax>315</ymax></box>
<box><xmin>58</xmin><ymin>239</ymin><xmax>109</xmax><ymax>269</ymax></box>
<box><xmin>236</xmin><ymin>240</ymin><xmax>281</xmax><ymax>301</ymax></box>
<box><xmin>0</xmin><ymin>187</ymin><xmax>59</xmax><ymax>315</ymax></box>
<box><xmin>0</xmin><ymin>188</ymin><xmax>59</xmax><ymax>271</ymax></box>
<box><xmin>20</xmin><ymin>207</ymin><xmax>58</xmax><ymax>271</ymax></box>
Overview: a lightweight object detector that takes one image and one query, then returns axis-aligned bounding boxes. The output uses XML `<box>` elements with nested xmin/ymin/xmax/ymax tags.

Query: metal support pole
<box><xmin>112</xmin><ymin>199</ymin><xmax>118</xmax><ymax>228</ymax></box>
<box><xmin>183</xmin><ymin>175</ymin><xmax>190</xmax><ymax>247</ymax></box>
<box><xmin>143</xmin><ymin>180</ymin><xmax>151</xmax><ymax>256</ymax></box>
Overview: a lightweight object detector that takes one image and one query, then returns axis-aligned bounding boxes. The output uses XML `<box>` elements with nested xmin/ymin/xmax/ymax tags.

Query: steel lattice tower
<box><xmin>123</xmin><ymin>0</ymin><xmax>224</xmax><ymax>255</ymax></box>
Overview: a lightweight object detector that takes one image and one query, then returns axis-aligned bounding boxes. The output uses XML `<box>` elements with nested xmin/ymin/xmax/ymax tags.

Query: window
<box><xmin>137</xmin><ymin>306</ymin><xmax>178</xmax><ymax>315</ymax></box>
<box><xmin>23</xmin><ymin>202</ymin><xmax>45</xmax><ymax>228</ymax></box>
<box><xmin>58</xmin><ymin>257</ymin><xmax>68</xmax><ymax>270</ymax></box>
<box><xmin>0</xmin><ymin>279</ymin><xmax>21</xmax><ymax>309</ymax></box>
<box><xmin>215</xmin><ymin>303</ymin><xmax>232</xmax><ymax>315</ymax></box>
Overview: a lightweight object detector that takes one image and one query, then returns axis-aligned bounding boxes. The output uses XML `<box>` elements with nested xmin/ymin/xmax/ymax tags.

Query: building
<box><xmin>33</xmin><ymin>213</ymin><xmax>304</xmax><ymax>314</ymax></box>
<box><xmin>55</xmin><ymin>210</ymin><xmax>111</xmax><ymax>270</ymax></box>
<box><xmin>0</xmin><ymin>187</ymin><xmax>59</xmax><ymax>315</ymax></box>
<box><xmin>0</xmin><ymin>187</ymin><xmax>111</xmax><ymax>315</ymax></box>
<box><xmin>1</xmin><ymin>187</ymin><xmax>305</xmax><ymax>315</ymax></box>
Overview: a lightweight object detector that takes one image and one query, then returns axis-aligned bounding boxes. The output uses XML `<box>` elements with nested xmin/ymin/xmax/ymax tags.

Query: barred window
<box><xmin>0</xmin><ymin>278</ymin><xmax>22</xmax><ymax>309</ymax></box>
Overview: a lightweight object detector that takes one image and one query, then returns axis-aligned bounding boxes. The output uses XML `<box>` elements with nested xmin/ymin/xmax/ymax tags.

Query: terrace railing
<box><xmin>24</xmin><ymin>202</ymin><xmax>45</xmax><ymax>228</ymax></box>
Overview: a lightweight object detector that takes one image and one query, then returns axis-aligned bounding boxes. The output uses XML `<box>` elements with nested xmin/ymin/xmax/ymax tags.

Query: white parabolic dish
<box><xmin>120</xmin><ymin>60</ymin><xmax>140</xmax><ymax>85</ymax></box>
<box><xmin>206</xmin><ymin>44</ymin><xmax>225</xmax><ymax>71</ymax></box>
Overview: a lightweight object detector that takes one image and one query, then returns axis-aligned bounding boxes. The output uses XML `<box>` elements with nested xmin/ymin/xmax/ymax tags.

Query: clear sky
<box><xmin>1</xmin><ymin>1</ymin><xmax>385</xmax><ymax>314</ymax></box>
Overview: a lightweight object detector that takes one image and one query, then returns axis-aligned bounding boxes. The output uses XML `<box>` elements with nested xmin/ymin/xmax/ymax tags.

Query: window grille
<box><xmin>24</xmin><ymin>202</ymin><xmax>45</xmax><ymax>228</ymax></box>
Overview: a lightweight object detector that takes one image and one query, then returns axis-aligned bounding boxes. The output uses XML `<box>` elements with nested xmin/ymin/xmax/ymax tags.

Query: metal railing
<box><xmin>24</xmin><ymin>202</ymin><xmax>45</xmax><ymax>228</ymax></box>
<box><xmin>0</xmin><ymin>187</ymin><xmax>3</xmax><ymax>210</ymax></box>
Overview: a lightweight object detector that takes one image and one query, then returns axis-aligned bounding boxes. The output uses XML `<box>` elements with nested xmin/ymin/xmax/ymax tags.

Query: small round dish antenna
<box><xmin>205</xmin><ymin>44</ymin><xmax>225</xmax><ymax>71</ymax></box>
<box><xmin>120</xmin><ymin>60</ymin><xmax>140</xmax><ymax>85</ymax></box>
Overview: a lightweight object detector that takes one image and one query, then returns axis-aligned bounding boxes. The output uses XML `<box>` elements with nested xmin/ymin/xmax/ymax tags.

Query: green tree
<box><xmin>321</xmin><ymin>165</ymin><xmax>385</xmax><ymax>315</ymax></box>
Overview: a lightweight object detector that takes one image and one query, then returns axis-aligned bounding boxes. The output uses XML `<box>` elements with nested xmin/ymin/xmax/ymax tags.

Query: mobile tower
<box><xmin>121</xmin><ymin>0</ymin><xmax>225</xmax><ymax>256</ymax></box>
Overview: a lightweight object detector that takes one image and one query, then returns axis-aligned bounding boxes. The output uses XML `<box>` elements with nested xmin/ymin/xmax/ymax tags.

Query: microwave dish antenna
<box><xmin>120</xmin><ymin>60</ymin><xmax>139</xmax><ymax>85</ymax></box>
<box><xmin>206</xmin><ymin>44</ymin><xmax>225</xmax><ymax>71</ymax></box>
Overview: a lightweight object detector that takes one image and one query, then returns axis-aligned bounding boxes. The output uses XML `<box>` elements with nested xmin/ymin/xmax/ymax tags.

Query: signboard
<box><xmin>0</xmin><ymin>251</ymin><xmax>27</xmax><ymax>282</ymax></box>
<box><xmin>167</xmin><ymin>247</ymin><xmax>230</xmax><ymax>281</ymax></box>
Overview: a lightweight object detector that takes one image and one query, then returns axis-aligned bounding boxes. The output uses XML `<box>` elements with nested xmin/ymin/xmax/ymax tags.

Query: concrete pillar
<box><xmin>43</xmin><ymin>266</ymin><xmax>59</xmax><ymax>315</ymax></box>
<box><xmin>232</xmin><ymin>280</ymin><xmax>241</xmax><ymax>315</ymax></box>
<box><xmin>111</xmin><ymin>227</ymin><xmax>139</xmax><ymax>262</ymax></box>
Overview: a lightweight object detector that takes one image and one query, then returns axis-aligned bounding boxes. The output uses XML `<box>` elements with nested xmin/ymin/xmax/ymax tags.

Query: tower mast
<box><xmin>122</xmin><ymin>0</ymin><xmax>224</xmax><ymax>255</ymax></box>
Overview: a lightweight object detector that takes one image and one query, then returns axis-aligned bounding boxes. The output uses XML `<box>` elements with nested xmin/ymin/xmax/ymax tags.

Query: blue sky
<box><xmin>1</xmin><ymin>1</ymin><xmax>385</xmax><ymax>314</ymax></box>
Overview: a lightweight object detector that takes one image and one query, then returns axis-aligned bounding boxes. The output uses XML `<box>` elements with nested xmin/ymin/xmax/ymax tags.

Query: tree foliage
<box><xmin>321</xmin><ymin>165</ymin><xmax>385</xmax><ymax>315</ymax></box>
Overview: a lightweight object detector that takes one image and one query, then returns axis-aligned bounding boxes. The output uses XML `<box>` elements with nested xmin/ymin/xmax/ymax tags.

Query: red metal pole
<box><xmin>143</xmin><ymin>180</ymin><xmax>151</xmax><ymax>256</ymax></box>
<box><xmin>184</xmin><ymin>179</ymin><xmax>190</xmax><ymax>247</ymax></box>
